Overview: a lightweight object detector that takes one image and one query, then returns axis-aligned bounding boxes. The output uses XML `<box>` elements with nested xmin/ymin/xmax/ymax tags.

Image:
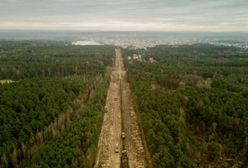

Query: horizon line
<box><xmin>1</xmin><ymin>29</ymin><xmax>248</xmax><ymax>34</ymax></box>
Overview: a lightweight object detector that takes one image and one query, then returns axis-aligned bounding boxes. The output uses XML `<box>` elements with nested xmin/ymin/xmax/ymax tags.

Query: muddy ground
<box><xmin>94</xmin><ymin>49</ymin><xmax>150</xmax><ymax>168</ymax></box>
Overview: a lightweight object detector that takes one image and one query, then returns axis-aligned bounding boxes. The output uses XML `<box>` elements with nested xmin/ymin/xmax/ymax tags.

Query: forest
<box><xmin>0</xmin><ymin>40</ymin><xmax>113</xmax><ymax>79</ymax></box>
<box><xmin>0</xmin><ymin>40</ymin><xmax>114</xmax><ymax>167</ymax></box>
<box><xmin>123</xmin><ymin>44</ymin><xmax>248</xmax><ymax>168</ymax></box>
<box><xmin>1</xmin><ymin>40</ymin><xmax>248</xmax><ymax>168</ymax></box>
<box><xmin>22</xmin><ymin>78</ymin><xmax>109</xmax><ymax>168</ymax></box>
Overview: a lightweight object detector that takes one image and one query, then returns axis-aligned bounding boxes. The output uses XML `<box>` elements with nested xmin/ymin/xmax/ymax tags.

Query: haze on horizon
<box><xmin>0</xmin><ymin>0</ymin><xmax>247</xmax><ymax>32</ymax></box>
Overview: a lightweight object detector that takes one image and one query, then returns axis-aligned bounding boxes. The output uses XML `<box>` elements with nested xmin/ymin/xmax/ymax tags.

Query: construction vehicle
<box><xmin>121</xmin><ymin>132</ymin><xmax>126</xmax><ymax>139</ymax></box>
<box><xmin>115</xmin><ymin>143</ymin><xmax>119</xmax><ymax>153</ymax></box>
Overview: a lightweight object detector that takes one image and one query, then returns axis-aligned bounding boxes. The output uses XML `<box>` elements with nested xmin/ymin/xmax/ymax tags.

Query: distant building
<box><xmin>132</xmin><ymin>54</ymin><xmax>142</xmax><ymax>62</ymax></box>
<box><xmin>149</xmin><ymin>57</ymin><xmax>156</xmax><ymax>64</ymax></box>
<box><xmin>133</xmin><ymin>54</ymin><xmax>139</xmax><ymax>60</ymax></box>
<box><xmin>128</xmin><ymin>54</ymin><xmax>143</xmax><ymax>63</ymax></box>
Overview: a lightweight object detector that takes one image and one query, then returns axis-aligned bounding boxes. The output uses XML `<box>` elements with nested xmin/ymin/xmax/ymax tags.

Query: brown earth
<box><xmin>94</xmin><ymin>49</ymin><xmax>150</xmax><ymax>168</ymax></box>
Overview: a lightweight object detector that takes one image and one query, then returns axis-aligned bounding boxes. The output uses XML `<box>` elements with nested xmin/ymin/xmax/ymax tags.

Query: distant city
<box><xmin>1</xmin><ymin>30</ymin><xmax>248</xmax><ymax>49</ymax></box>
<box><xmin>72</xmin><ymin>38</ymin><xmax>248</xmax><ymax>49</ymax></box>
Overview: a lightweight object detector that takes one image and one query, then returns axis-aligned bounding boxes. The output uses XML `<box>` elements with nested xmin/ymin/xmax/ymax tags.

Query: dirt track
<box><xmin>94</xmin><ymin>48</ymin><xmax>149</xmax><ymax>168</ymax></box>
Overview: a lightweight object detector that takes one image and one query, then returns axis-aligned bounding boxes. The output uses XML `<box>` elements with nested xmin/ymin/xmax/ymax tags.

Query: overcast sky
<box><xmin>0</xmin><ymin>0</ymin><xmax>247</xmax><ymax>31</ymax></box>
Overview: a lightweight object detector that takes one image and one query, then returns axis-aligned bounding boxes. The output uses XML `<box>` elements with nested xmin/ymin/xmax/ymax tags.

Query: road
<box><xmin>94</xmin><ymin>48</ymin><xmax>149</xmax><ymax>168</ymax></box>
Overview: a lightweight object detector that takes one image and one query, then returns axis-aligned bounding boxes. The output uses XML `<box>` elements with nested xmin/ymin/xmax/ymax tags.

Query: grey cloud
<box><xmin>0</xmin><ymin>0</ymin><xmax>247</xmax><ymax>31</ymax></box>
